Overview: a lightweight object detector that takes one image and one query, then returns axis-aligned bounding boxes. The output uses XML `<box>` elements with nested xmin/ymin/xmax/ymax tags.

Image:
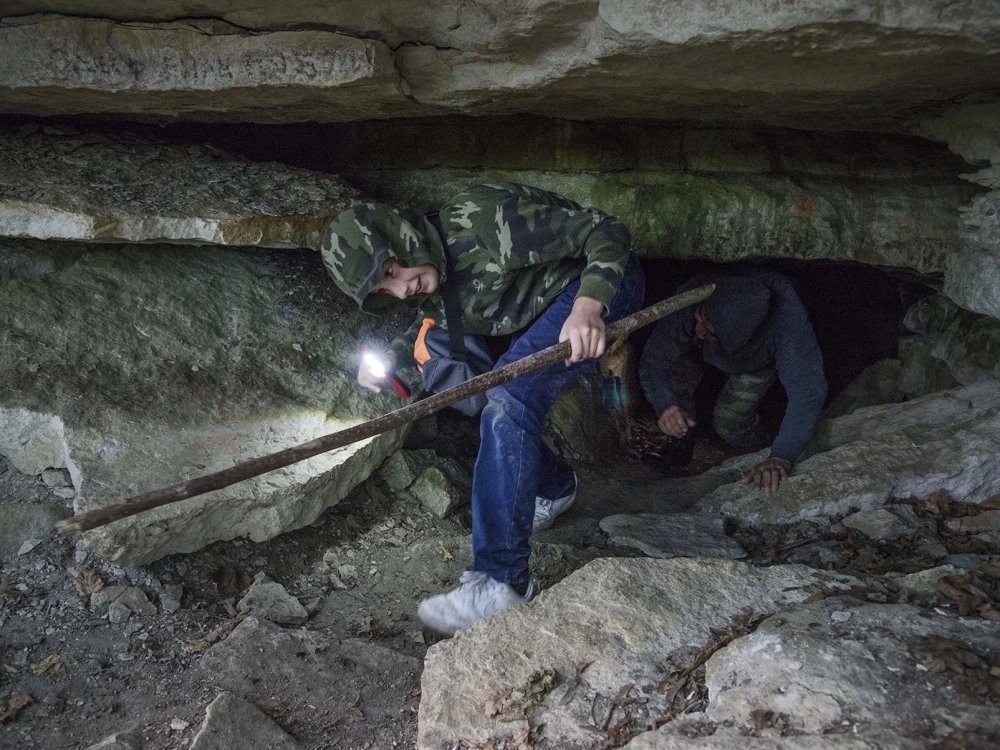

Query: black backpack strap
<box><xmin>426</xmin><ymin>211</ymin><xmax>467</xmax><ymax>363</ymax></box>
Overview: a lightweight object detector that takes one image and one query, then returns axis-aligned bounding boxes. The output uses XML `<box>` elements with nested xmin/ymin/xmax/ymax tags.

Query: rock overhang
<box><xmin>0</xmin><ymin>4</ymin><xmax>997</xmax><ymax>129</ymax></box>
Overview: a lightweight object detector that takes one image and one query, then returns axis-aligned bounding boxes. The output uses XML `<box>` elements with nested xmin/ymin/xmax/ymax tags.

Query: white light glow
<box><xmin>362</xmin><ymin>352</ymin><xmax>387</xmax><ymax>379</ymax></box>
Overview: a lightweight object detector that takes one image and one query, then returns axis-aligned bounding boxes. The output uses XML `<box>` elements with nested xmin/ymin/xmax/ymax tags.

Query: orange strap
<box><xmin>413</xmin><ymin>318</ymin><xmax>435</xmax><ymax>373</ymax></box>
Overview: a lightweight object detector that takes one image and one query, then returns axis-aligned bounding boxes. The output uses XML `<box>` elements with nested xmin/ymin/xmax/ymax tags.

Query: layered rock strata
<box><xmin>315</xmin><ymin>119</ymin><xmax>975</xmax><ymax>273</ymax></box>
<box><xmin>0</xmin><ymin>126</ymin><xmax>355</xmax><ymax>248</ymax></box>
<box><xmin>2</xmin><ymin>5</ymin><xmax>999</xmax><ymax>130</ymax></box>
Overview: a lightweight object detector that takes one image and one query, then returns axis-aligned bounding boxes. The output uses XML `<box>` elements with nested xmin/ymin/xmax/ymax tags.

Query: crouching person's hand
<box><xmin>559</xmin><ymin>296</ymin><xmax>606</xmax><ymax>365</ymax></box>
<box><xmin>741</xmin><ymin>457</ymin><xmax>792</xmax><ymax>494</ymax></box>
<box><xmin>658</xmin><ymin>406</ymin><xmax>695</xmax><ymax>438</ymax></box>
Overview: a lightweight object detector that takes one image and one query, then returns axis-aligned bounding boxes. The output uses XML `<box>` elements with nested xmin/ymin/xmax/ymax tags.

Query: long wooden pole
<box><xmin>57</xmin><ymin>285</ymin><xmax>713</xmax><ymax>536</ymax></box>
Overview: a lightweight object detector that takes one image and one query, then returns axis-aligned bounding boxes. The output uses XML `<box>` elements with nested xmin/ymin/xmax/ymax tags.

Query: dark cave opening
<box><xmin>634</xmin><ymin>258</ymin><xmax>933</xmax><ymax>466</ymax></box>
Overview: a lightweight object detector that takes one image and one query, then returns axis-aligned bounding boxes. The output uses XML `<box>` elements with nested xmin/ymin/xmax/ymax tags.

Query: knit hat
<box><xmin>702</xmin><ymin>276</ymin><xmax>772</xmax><ymax>354</ymax></box>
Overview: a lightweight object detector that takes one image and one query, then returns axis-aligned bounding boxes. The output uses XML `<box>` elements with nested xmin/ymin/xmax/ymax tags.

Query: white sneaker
<box><xmin>532</xmin><ymin>473</ymin><xmax>578</xmax><ymax>532</ymax></box>
<box><xmin>417</xmin><ymin>571</ymin><xmax>537</xmax><ymax>636</ymax></box>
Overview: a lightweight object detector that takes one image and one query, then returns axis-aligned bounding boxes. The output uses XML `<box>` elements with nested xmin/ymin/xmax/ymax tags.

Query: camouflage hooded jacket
<box><xmin>321</xmin><ymin>182</ymin><xmax>631</xmax><ymax>367</ymax></box>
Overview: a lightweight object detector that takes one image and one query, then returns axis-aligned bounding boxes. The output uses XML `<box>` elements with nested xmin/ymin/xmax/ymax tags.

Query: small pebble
<box><xmin>169</xmin><ymin>718</ymin><xmax>190</xmax><ymax>731</ymax></box>
<box><xmin>831</xmin><ymin>610</ymin><xmax>852</xmax><ymax>623</ymax></box>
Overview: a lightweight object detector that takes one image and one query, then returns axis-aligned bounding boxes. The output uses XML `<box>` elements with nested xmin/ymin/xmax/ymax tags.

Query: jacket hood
<box><xmin>320</xmin><ymin>202</ymin><xmax>446</xmax><ymax>314</ymax></box>
<box><xmin>702</xmin><ymin>275</ymin><xmax>772</xmax><ymax>354</ymax></box>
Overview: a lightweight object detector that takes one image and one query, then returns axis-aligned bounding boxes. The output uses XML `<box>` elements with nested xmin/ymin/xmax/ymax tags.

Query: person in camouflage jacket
<box><xmin>323</xmin><ymin>182</ymin><xmax>644</xmax><ymax>635</ymax></box>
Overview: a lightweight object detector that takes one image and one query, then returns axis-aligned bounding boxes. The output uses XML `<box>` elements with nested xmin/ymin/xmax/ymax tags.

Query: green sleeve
<box><xmin>496</xmin><ymin>183</ymin><xmax>632</xmax><ymax>312</ymax></box>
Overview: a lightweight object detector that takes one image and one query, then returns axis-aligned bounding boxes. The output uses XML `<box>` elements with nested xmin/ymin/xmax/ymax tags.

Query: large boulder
<box><xmin>0</xmin><ymin>240</ymin><xmax>407</xmax><ymax>564</ymax></box>
<box><xmin>625</xmin><ymin>598</ymin><xmax>1000</xmax><ymax>748</ymax></box>
<box><xmin>0</xmin><ymin>126</ymin><xmax>355</xmax><ymax>248</ymax></box>
<box><xmin>700</xmin><ymin>382</ymin><xmax>1000</xmax><ymax>526</ymax></box>
<box><xmin>2</xmin><ymin>5</ymin><xmax>999</xmax><ymax>130</ymax></box>
<box><xmin>417</xmin><ymin>557</ymin><xmax>858</xmax><ymax>750</ymax></box>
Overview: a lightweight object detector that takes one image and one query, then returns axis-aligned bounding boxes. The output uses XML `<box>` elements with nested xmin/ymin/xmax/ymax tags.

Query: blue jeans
<box><xmin>471</xmin><ymin>257</ymin><xmax>645</xmax><ymax>587</ymax></box>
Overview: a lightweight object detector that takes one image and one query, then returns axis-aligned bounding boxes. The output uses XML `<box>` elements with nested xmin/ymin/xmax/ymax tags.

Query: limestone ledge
<box><xmin>349</xmin><ymin>167</ymin><xmax>969</xmax><ymax>274</ymax></box>
<box><xmin>1</xmin><ymin>6</ymin><xmax>1000</xmax><ymax>128</ymax></box>
<box><xmin>699</xmin><ymin>382</ymin><xmax>1000</xmax><ymax>527</ymax></box>
<box><xmin>0</xmin><ymin>127</ymin><xmax>356</xmax><ymax>248</ymax></box>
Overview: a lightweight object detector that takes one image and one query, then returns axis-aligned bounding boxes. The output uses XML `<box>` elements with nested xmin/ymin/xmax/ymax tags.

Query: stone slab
<box><xmin>0</xmin><ymin>240</ymin><xmax>406</xmax><ymax>564</ymax></box>
<box><xmin>0</xmin><ymin>127</ymin><xmax>356</xmax><ymax>249</ymax></box>
<box><xmin>0</xmin><ymin>16</ymin><xmax>417</xmax><ymax>123</ymax></box>
<box><xmin>693</xmin><ymin>599</ymin><xmax>1000</xmax><ymax>744</ymax></box>
<box><xmin>701</xmin><ymin>383</ymin><xmax>1000</xmax><ymax>528</ymax></box>
<box><xmin>5</xmin><ymin>3</ymin><xmax>994</xmax><ymax>130</ymax></box>
<box><xmin>600</xmin><ymin>513</ymin><xmax>746</xmax><ymax>559</ymax></box>
<box><xmin>417</xmin><ymin>558</ymin><xmax>858</xmax><ymax>750</ymax></box>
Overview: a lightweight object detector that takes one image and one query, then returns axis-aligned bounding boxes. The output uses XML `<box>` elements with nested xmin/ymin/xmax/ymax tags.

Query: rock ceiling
<box><xmin>1</xmin><ymin>1</ymin><xmax>998</xmax><ymax>130</ymax></box>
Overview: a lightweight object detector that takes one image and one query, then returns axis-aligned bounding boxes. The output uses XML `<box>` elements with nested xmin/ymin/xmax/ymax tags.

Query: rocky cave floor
<box><xmin>2</xmin><ymin>412</ymin><xmax>1000</xmax><ymax>750</ymax></box>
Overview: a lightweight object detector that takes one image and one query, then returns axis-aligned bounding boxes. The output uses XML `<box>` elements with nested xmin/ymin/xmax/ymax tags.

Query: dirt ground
<box><xmin>0</xmin><ymin>410</ymin><xmax>637</xmax><ymax>749</ymax></box>
<box><xmin>2</xmin><ymin>412</ymin><xmax>998</xmax><ymax>749</ymax></box>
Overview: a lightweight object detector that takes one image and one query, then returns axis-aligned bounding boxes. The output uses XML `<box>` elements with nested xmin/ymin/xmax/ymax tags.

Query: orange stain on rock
<box><xmin>794</xmin><ymin>198</ymin><xmax>816</xmax><ymax>217</ymax></box>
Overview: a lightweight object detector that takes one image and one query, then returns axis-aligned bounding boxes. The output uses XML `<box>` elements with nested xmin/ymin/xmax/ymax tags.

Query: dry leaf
<box><xmin>435</xmin><ymin>545</ymin><xmax>454</xmax><ymax>561</ymax></box>
<box><xmin>75</xmin><ymin>570</ymin><xmax>104</xmax><ymax>597</ymax></box>
<box><xmin>484</xmin><ymin>687</ymin><xmax>514</xmax><ymax>718</ymax></box>
<box><xmin>407</xmin><ymin>686</ymin><xmax>421</xmax><ymax>699</ymax></box>
<box><xmin>30</xmin><ymin>654</ymin><xmax>62</xmax><ymax>675</ymax></box>
<box><xmin>0</xmin><ymin>694</ymin><xmax>33</xmax><ymax>724</ymax></box>
<box><xmin>188</xmin><ymin>608</ymin><xmax>250</xmax><ymax>654</ymax></box>
<box><xmin>513</xmin><ymin>728</ymin><xmax>533</xmax><ymax>750</ymax></box>
<box><xmin>186</xmin><ymin>638</ymin><xmax>213</xmax><ymax>655</ymax></box>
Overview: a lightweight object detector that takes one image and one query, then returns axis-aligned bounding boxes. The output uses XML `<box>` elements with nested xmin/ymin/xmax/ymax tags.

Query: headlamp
<box><xmin>360</xmin><ymin>345</ymin><xmax>411</xmax><ymax>399</ymax></box>
<box><xmin>362</xmin><ymin>351</ymin><xmax>387</xmax><ymax>379</ymax></box>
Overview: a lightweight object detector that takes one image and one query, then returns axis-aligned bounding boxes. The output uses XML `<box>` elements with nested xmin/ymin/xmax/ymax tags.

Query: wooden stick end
<box><xmin>56</xmin><ymin>518</ymin><xmax>83</xmax><ymax>536</ymax></box>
